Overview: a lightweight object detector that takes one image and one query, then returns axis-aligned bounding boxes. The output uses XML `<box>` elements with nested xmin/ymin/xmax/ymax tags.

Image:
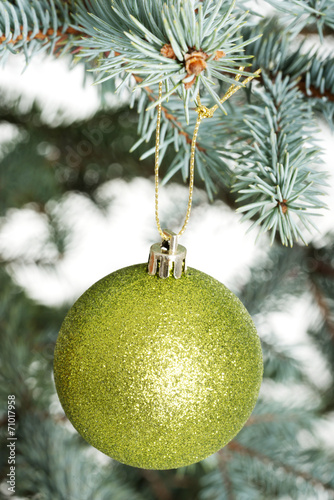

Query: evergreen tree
<box><xmin>1</xmin><ymin>1</ymin><xmax>334</xmax><ymax>498</ymax></box>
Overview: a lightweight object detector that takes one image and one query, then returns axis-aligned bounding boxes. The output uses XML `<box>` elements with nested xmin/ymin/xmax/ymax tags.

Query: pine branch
<box><xmin>244</xmin><ymin>18</ymin><xmax>334</xmax><ymax>127</ymax></box>
<box><xmin>129</xmin><ymin>68</ymin><xmax>327</xmax><ymax>245</ymax></box>
<box><xmin>264</xmin><ymin>0</ymin><xmax>334</xmax><ymax>40</ymax></box>
<box><xmin>237</xmin><ymin>236</ymin><xmax>334</xmax><ymax>411</ymax></box>
<box><xmin>261</xmin><ymin>337</ymin><xmax>306</xmax><ymax>383</ymax></box>
<box><xmin>0</xmin><ymin>1</ymin><xmax>331</xmax><ymax>247</ymax></box>
<box><xmin>256</xmin><ymin>69</ymin><xmax>334</xmax><ymax>104</ymax></box>
<box><xmin>0</xmin><ymin>25</ymin><xmax>80</xmax><ymax>46</ymax></box>
<box><xmin>74</xmin><ymin>0</ymin><xmax>261</xmax><ymax>112</ymax></box>
<box><xmin>0</xmin><ymin>270</ymin><xmax>63</xmax><ymax>417</ymax></box>
<box><xmin>130</xmin><ymin>84</ymin><xmax>233</xmax><ymax>200</ymax></box>
<box><xmin>16</xmin><ymin>416</ymin><xmax>146</xmax><ymax>500</ymax></box>
<box><xmin>198</xmin><ymin>391</ymin><xmax>334</xmax><ymax>500</ymax></box>
<box><xmin>230</xmin><ymin>72</ymin><xmax>326</xmax><ymax>247</ymax></box>
<box><xmin>227</xmin><ymin>441</ymin><xmax>334</xmax><ymax>495</ymax></box>
<box><xmin>0</xmin><ymin>97</ymin><xmax>156</xmax><ymax>213</ymax></box>
<box><xmin>301</xmin><ymin>52</ymin><xmax>334</xmax><ymax>128</ymax></box>
<box><xmin>0</xmin><ymin>0</ymin><xmax>82</xmax><ymax>62</ymax></box>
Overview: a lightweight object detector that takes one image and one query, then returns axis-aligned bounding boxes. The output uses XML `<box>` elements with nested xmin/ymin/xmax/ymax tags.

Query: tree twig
<box><xmin>0</xmin><ymin>26</ymin><xmax>81</xmax><ymax>48</ymax></box>
<box><xmin>228</xmin><ymin>441</ymin><xmax>334</xmax><ymax>494</ymax></box>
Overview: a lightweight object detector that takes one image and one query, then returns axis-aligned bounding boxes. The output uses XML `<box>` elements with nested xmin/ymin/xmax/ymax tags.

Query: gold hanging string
<box><xmin>155</xmin><ymin>67</ymin><xmax>262</xmax><ymax>241</ymax></box>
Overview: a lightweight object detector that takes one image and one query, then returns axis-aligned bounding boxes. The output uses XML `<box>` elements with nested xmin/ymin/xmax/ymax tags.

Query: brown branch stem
<box><xmin>297</xmin><ymin>79</ymin><xmax>334</xmax><ymax>102</ymax></box>
<box><xmin>310</xmin><ymin>280</ymin><xmax>334</xmax><ymax>342</ymax></box>
<box><xmin>133</xmin><ymin>75</ymin><xmax>207</xmax><ymax>153</ymax></box>
<box><xmin>0</xmin><ymin>26</ymin><xmax>81</xmax><ymax>46</ymax></box>
<box><xmin>227</xmin><ymin>441</ymin><xmax>334</xmax><ymax>493</ymax></box>
<box><xmin>255</xmin><ymin>71</ymin><xmax>334</xmax><ymax>102</ymax></box>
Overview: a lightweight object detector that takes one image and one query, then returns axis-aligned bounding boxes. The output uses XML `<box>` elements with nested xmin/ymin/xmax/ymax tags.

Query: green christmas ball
<box><xmin>54</xmin><ymin>264</ymin><xmax>262</xmax><ymax>470</ymax></box>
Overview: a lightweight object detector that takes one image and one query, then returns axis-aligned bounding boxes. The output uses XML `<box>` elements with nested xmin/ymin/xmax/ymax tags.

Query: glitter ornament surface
<box><xmin>54</xmin><ymin>264</ymin><xmax>263</xmax><ymax>470</ymax></box>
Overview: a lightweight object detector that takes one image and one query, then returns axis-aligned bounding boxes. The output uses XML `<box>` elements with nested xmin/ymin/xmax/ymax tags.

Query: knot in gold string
<box><xmin>196</xmin><ymin>105</ymin><xmax>215</xmax><ymax>120</ymax></box>
<box><xmin>154</xmin><ymin>68</ymin><xmax>262</xmax><ymax>241</ymax></box>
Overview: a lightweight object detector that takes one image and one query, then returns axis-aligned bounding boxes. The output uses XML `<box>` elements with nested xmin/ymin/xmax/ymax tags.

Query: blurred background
<box><xmin>1</xmin><ymin>13</ymin><xmax>334</xmax><ymax>499</ymax></box>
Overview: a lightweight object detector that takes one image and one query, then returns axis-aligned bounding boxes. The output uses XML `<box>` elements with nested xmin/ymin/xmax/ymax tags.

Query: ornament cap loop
<box><xmin>148</xmin><ymin>229</ymin><xmax>187</xmax><ymax>279</ymax></box>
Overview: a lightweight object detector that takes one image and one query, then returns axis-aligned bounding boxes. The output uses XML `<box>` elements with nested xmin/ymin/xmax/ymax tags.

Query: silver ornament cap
<box><xmin>148</xmin><ymin>229</ymin><xmax>187</xmax><ymax>279</ymax></box>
